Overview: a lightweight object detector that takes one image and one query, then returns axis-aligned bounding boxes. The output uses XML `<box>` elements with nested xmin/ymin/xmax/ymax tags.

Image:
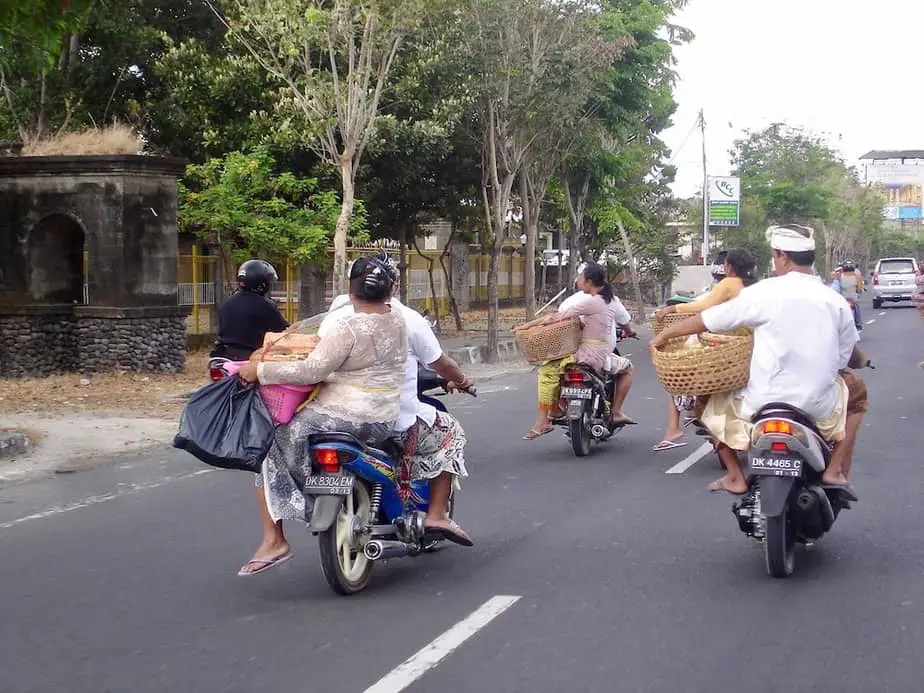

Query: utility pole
<box><xmin>699</xmin><ymin>108</ymin><xmax>709</xmax><ymax>266</ymax></box>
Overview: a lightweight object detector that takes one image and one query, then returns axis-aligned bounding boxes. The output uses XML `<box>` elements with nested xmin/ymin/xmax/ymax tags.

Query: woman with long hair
<box><xmin>651</xmin><ymin>248</ymin><xmax>758</xmax><ymax>452</ymax></box>
<box><xmin>518</xmin><ymin>263</ymin><xmax>636</xmax><ymax>440</ymax></box>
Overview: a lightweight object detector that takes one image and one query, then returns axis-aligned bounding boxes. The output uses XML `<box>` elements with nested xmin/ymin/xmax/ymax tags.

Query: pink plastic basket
<box><xmin>223</xmin><ymin>362</ymin><xmax>314</xmax><ymax>424</ymax></box>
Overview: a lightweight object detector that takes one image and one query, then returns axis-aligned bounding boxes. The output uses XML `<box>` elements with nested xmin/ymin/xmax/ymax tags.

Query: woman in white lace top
<box><xmin>236</xmin><ymin>257</ymin><xmax>407</xmax><ymax>576</ymax></box>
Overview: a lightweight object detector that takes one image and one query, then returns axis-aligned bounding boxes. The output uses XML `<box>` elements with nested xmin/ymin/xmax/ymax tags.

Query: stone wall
<box><xmin>0</xmin><ymin>309</ymin><xmax>77</xmax><ymax>377</ymax></box>
<box><xmin>0</xmin><ymin>306</ymin><xmax>187</xmax><ymax>377</ymax></box>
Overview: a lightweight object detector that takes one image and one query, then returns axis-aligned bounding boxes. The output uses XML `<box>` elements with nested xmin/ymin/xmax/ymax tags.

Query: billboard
<box><xmin>862</xmin><ymin>158</ymin><xmax>924</xmax><ymax>223</ymax></box>
<box><xmin>707</xmin><ymin>176</ymin><xmax>740</xmax><ymax>227</ymax></box>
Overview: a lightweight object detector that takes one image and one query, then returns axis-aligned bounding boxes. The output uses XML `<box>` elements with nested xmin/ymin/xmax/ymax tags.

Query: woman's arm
<box><xmin>256</xmin><ymin>320</ymin><xmax>355</xmax><ymax>386</ymax></box>
<box><xmin>672</xmin><ymin>280</ymin><xmax>733</xmax><ymax>314</ymax></box>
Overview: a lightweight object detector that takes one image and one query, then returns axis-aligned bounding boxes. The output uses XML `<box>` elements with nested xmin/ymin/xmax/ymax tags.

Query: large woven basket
<box><xmin>515</xmin><ymin>317</ymin><xmax>582</xmax><ymax>363</ymax></box>
<box><xmin>652</xmin><ymin>332</ymin><xmax>753</xmax><ymax>396</ymax></box>
<box><xmin>652</xmin><ymin>311</ymin><xmax>696</xmax><ymax>336</ymax></box>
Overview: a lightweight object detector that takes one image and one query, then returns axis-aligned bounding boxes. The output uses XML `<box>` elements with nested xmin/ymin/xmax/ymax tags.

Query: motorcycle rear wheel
<box><xmin>569</xmin><ymin>407</ymin><xmax>591</xmax><ymax>457</ymax></box>
<box><xmin>318</xmin><ymin>480</ymin><xmax>374</xmax><ymax>595</ymax></box>
<box><xmin>763</xmin><ymin>511</ymin><xmax>795</xmax><ymax>578</ymax></box>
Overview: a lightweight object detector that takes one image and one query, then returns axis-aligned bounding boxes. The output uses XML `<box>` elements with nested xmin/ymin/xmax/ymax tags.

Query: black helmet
<box><xmin>237</xmin><ymin>259</ymin><xmax>278</xmax><ymax>295</ymax></box>
<box><xmin>371</xmin><ymin>249</ymin><xmax>400</xmax><ymax>286</ymax></box>
<box><xmin>842</xmin><ymin>260</ymin><xmax>856</xmax><ymax>272</ymax></box>
<box><xmin>349</xmin><ymin>255</ymin><xmax>395</xmax><ymax>301</ymax></box>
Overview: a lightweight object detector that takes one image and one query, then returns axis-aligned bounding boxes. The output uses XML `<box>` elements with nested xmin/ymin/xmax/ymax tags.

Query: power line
<box><xmin>667</xmin><ymin>116</ymin><xmax>701</xmax><ymax>165</ymax></box>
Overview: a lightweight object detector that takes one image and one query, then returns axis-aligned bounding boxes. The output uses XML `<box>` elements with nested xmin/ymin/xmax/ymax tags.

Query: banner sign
<box><xmin>707</xmin><ymin>176</ymin><xmax>741</xmax><ymax>227</ymax></box>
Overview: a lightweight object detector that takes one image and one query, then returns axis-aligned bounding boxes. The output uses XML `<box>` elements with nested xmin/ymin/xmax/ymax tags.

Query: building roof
<box><xmin>859</xmin><ymin>150</ymin><xmax>924</xmax><ymax>161</ymax></box>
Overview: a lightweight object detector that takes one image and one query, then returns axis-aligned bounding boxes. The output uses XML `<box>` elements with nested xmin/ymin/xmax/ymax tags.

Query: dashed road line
<box><xmin>665</xmin><ymin>442</ymin><xmax>713</xmax><ymax>475</ymax></box>
<box><xmin>866</xmin><ymin>319</ymin><xmax>876</xmax><ymax>325</ymax></box>
<box><xmin>364</xmin><ymin>595</ymin><xmax>521</xmax><ymax>693</ymax></box>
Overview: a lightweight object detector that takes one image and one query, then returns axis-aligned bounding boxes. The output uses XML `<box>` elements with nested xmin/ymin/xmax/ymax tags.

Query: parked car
<box><xmin>872</xmin><ymin>257</ymin><xmax>921</xmax><ymax>309</ymax></box>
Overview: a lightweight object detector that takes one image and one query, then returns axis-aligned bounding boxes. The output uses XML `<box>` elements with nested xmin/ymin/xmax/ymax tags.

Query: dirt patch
<box><xmin>0</xmin><ymin>352</ymin><xmax>210</xmax><ymax>419</ymax></box>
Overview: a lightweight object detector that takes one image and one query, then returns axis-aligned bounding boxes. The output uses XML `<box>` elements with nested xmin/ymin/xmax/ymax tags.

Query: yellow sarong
<box><xmin>537</xmin><ymin>355</ymin><xmax>575</xmax><ymax>410</ymax></box>
<box><xmin>701</xmin><ymin>376</ymin><xmax>849</xmax><ymax>451</ymax></box>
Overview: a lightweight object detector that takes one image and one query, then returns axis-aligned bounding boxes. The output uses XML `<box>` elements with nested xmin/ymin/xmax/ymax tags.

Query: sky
<box><xmin>661</xmin><ymin>0</ymin><xmax>924</xmax><ymax>198</ymax></box>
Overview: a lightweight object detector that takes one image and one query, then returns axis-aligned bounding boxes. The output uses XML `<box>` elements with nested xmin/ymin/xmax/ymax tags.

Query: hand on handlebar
<box><xmin>446</xmin><ymin>378</ymin><xmax>477</xmax><ymax>396</ymax></box>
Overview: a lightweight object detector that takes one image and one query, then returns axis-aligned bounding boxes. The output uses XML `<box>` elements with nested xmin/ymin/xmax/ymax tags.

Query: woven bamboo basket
<box><xmin>515</xmin><ymin>317</ymin><xmax>582</xmax><ymax>363</ymax></box>
<box><xmin>652</xmin><ymin>311</ymin><xmax>696</xmax><ymax>336</ymax></box>
<box><xmin>652</xmin><ymin>332</ymin><xmax>753</xmax><ymax>396</ymax></box>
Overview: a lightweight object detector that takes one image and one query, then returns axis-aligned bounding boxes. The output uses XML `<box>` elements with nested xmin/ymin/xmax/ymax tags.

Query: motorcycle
<box><xmin>555</xmin><ymin>329</ymin><xmax>637</xmax><ymax>457</ymax></box>
<box><xmin>207</xmin><ymin>353</ymin><xmax>476</xmax><ymax>595</ymax></box>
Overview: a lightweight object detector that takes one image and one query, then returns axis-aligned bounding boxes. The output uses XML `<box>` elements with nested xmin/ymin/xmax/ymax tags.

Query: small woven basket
<box><xmin>652</xmin><ymin>311</ymin><xmax>696</xmax><ymax>336</ymax></box>
<box><xmin>515</xmin><ymin>317</ymin><xmax>582</xmax><ymax>363</ymax></box>
<box><xmin>652</xmin><ymin>332</ymin><xmax>754</xmax><ymax>396</ymax></box>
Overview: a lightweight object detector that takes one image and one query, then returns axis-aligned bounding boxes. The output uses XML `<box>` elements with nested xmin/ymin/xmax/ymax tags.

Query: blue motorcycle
<box><xmin>304</xmin><ymin>369</ymin><xmax>475</xmax><ymax>595</ymax></box>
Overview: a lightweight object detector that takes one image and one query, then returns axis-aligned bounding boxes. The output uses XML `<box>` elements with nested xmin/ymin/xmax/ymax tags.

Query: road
<box><xmin>1</xmin><ymin>301</ymin><xmax>922</xmax><ymax>693</ymax></box>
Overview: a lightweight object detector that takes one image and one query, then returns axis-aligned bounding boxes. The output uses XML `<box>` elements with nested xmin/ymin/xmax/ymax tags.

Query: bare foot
<box><xmin>707</xmin><ymin>475</ymin><xmax>748</xmax><ymax>495</ymax></box>
<box><xmin>822</xmin><ymin>471</ymin><xmax>850</xmax><ymax>486</ymax></box>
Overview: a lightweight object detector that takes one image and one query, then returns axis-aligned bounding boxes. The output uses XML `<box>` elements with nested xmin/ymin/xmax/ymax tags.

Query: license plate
<box><xmin>561</xmin><ymin>386</ymin><xmax>593</xmax><ymax>399</ymax></box>
<box><xmin>749</xmin><ymin>455</ymin><xmax>803</xmax><ymax>478</ymax></box>
<box><xmin>891</xmin><ymin>280</ymin><xmax>905</xmax><ymax>286</ymax></box>
<box><xmin>304</xmin><ymin>474</ymin><xmax>354</xmax><ymax>495</ymax></box>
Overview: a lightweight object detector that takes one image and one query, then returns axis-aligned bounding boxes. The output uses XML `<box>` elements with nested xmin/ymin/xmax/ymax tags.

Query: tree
<box><xmin>461</xmin><ymin>0</ymin><xmax>622</xmax><ymax>360</ymax></box>
<box><xmin>205</xmin><ymin>0</ymin><xmax>421</xmax><ymax>294</ymax></box>
<box><xmin>179</xmin><ymin>146</ymin><xmax>365</xmax><ymax>275</ymax></box>
<box><xmin>730</xmin><ymin>124</ymin><xmax>884</xmax><ymax>274</ymax></box>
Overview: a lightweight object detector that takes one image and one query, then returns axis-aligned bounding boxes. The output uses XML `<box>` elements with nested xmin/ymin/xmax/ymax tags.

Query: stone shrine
<box><xmin>0</xmin><ymin>155</ymin><xmax>188</xmax><ymax>376</ymax></box>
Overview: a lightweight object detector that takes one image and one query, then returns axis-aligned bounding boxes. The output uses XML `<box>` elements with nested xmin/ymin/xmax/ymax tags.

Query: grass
<box><xmin>23</xmin><ymin>124</ymin><xmax>141</xmax><ymax>156</ymax></box>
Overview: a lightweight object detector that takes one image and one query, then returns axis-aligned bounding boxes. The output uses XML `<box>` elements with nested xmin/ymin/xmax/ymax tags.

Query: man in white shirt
<box><xmin>321</xmin><ymin>262</ymin><xmax>475</xmax><ymax>546</ymax></box>
<box><xmin>651</xmin><ymin>224</ymin><xmax>866</xmax><ymax>495</ymax></box>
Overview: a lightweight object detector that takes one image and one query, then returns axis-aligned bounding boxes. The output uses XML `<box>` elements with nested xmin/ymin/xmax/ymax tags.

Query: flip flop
<box><xmin>237</xmin><ymin>552</ymin><xmax>292</xmax><ymax>577</ymax></box>
<box><xmin>707</xmin><ymin>479</ymin><xmax>748</xmax><ymax>496</ymax></box>
<box><xmin>523</xmin><ymin>426</ymin><xmax>553</xmax><ymax>440</ymax></box>
<box><xmin>822</xmin><ymin>483</ymin><xmax>859</xmax><ymax>502</ymax></box>
<box><xmin>682</xmin><ymin>417</ymin><xmax>701</xmax><ymax>429</ymax></box>
<box><xmin>611</xmin><ymin>415</ymin><xmax>638</xmax><ymax>426</ymax></box>
<box><xmin>652</xmin><ymin>439</ymin><xmax>687</xmax><ymax>452</ymax></box>
<box><xmin>425</xmin><ymin>520</ymin><xmax>474</xmax><ymax>547</ymax></box>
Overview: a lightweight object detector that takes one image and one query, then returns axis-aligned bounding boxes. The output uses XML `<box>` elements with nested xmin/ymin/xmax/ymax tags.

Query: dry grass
<box><xmin>0</xmin><ymin>351</ymin><xmax>211</xmax><ymax>419</ymax></box>
<box><xmin>23</xmin><ymin>124</ymin><xmax>141</xmax><ymax>156</ymax></box>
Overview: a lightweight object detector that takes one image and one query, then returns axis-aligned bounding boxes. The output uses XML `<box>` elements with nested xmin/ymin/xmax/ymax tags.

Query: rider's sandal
<box><xmin>426</xmin><ymin>520</ymin><xmax>474</xmax><ymax>547</ymax></box>
<box><xmin>707</xmin><ymin>479</ymin><xmax>748</xmax><ymax>496</ymax></box>
<box><xmin>237</xmin><ymin>552</ymin><xmax>292</xmax><ymax>577</ymax></box>
<box><xmin>523</xmin><ymin>426</ymin><xmax>553</xmax><ymax>440</ymax></box>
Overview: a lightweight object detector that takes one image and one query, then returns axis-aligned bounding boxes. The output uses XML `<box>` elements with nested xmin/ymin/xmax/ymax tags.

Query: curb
<box><xmin>0</xmin><ymin>430</ymin><xmax>32</xmax><ymax>459</ymax></box>
<box><xmin>447</xmin><ymin>339</ymin><xmax>522</xmax><ymax>366</ymax></box>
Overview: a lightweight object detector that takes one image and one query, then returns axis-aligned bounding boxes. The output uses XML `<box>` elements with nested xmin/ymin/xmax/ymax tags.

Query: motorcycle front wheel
<box><xmin>318</xmin><ymin>480</ymin><xmax>374</xmax><ymax>595</ymax></box>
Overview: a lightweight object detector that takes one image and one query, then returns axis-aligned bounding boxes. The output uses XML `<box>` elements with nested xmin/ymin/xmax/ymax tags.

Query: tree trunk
<box><xmin>616</xmin><ymin>219</ymin><xmax>646</xmax><ymax>322</ymax></box>
<box><xmin>398</xmin><ymin>224</ymin><xmax>409</xmax><ymax>304</ymax></box>
<box><xmin>333</xmin><ymin>156</ymin><xmax>355</xmax><ymax>295</ymax></box>
<box><xmin>412</xmin><ymin>236</ymin><xmax>440</xmax><ymax>332</ymax></box>
<box><xmin>439</xmin><ymin>223</ymin><xmax>464</xmax><ymax>331</ymax></box>
<box><xmin>486</xmin><ymin>241</ymin><xmax>501</xmax><ymax>362</ymax></box>
<box><xmin>520</xmin><ymin>175</ymin><xmax>537</xmax><ymax>320</ymax></box>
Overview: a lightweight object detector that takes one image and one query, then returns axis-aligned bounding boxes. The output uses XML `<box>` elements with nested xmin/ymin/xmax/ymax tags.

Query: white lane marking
<box><xmin>866</xmin><ymin>319</ymin><xmax>876</xmax><ymax>325</ymax></box>
<box><xmin>879</xmin><ymin>311</ymin><xmax>887</xmax><ymax>316</ymax></box>
<box><xmin>0</xmin><ymin>468</ymin><xmax>214</xmax><ymax>530</ymax></box>
<box><xmin>665</xmin><ymin>442</ymin><xmax>713</xmax><ymax>475</ymax></box>
<box><xmin>364</xmin><ymin>595</ymin><xmax>521</xmax><ymax>693</ymax></box>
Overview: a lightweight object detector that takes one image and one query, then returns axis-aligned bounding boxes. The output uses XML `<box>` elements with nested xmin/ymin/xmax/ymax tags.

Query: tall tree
<box><xmin>205</xmin><ymin>0</ymin><xmax>422</xmax><ymax>294</ymax></box>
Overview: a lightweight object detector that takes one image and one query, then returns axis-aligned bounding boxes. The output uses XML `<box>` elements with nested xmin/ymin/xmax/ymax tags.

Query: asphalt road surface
<box><xmin>1</xmin><ymin>300</ymin><xmax>922</xmax><ymax>693</ymax></box>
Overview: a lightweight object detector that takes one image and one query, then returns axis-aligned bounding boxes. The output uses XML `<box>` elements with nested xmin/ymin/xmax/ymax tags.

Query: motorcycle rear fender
<box><xmin>757</xmin><ymin>476</ymin><xmax>797</xmax><ymax>518</ymax></box>
<box><xmin>307</xmin><ymin>495</ymin><xmax>345</xmax><ymax>532</ymax></box>
<box><xmin>567</xmin><ymin>399</ymin><xmax>585</xmax><ymax>420</ymax></box>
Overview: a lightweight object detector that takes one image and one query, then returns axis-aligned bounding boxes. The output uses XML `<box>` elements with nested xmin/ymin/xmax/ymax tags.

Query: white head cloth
<box><xmin>766</xmin><ymin>224</ymin><xmax>816</xmax><ymax>253</ymax></box>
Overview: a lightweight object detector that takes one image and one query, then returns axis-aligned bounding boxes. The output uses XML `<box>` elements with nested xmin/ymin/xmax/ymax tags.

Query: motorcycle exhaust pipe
<box><xmin>591</xmin><ymin>424</ymin><xmax>608</xmax><ymax>438</ymax></box>
<box><xmin>363</xmin><ymin>540</ymin><xmax>411</xmax><ymax>561</ymax></box>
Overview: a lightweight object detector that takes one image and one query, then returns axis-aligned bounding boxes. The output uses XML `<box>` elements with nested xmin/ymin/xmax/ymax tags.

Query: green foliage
<box><xmin>179</xmin><ymin>146</ymin><xmax>366</xmax><ymax>264</ymax></box>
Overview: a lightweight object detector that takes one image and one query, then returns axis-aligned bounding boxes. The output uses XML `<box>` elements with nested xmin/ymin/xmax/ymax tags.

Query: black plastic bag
<box><xmin>173</xmin><ymin>377</ymin><xmax>276</xmax><ymax>472</ymax></box>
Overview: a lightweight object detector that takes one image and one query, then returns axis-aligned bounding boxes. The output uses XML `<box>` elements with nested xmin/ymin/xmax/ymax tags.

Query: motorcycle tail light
<box><xmin>566</xmin><ymin>371</ymin><xmax>586</xmax><ymax>383</ymax></box>
<box><xmin>313</xmin><ymin>447</ymin><xmax>342</xmax><ymax>473</ymax></box>
<box><xmin>771</xmin><ymin>442</ymin><xmax>789</xmax><ymax>453</ymax></box>
<box><xmin>208</xmin><ymin>368</ymin><xmax>225</xmax><ymax>381</ymax></box>
<box><xmin>312</xmin><ymin>447</ymin><xmax>356</xmax><ymax>473</ymax></box>
<box><xmin>762</xmin><ymin>420</ymin><xmax>792</xmax><ymax>435</ymax></box>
